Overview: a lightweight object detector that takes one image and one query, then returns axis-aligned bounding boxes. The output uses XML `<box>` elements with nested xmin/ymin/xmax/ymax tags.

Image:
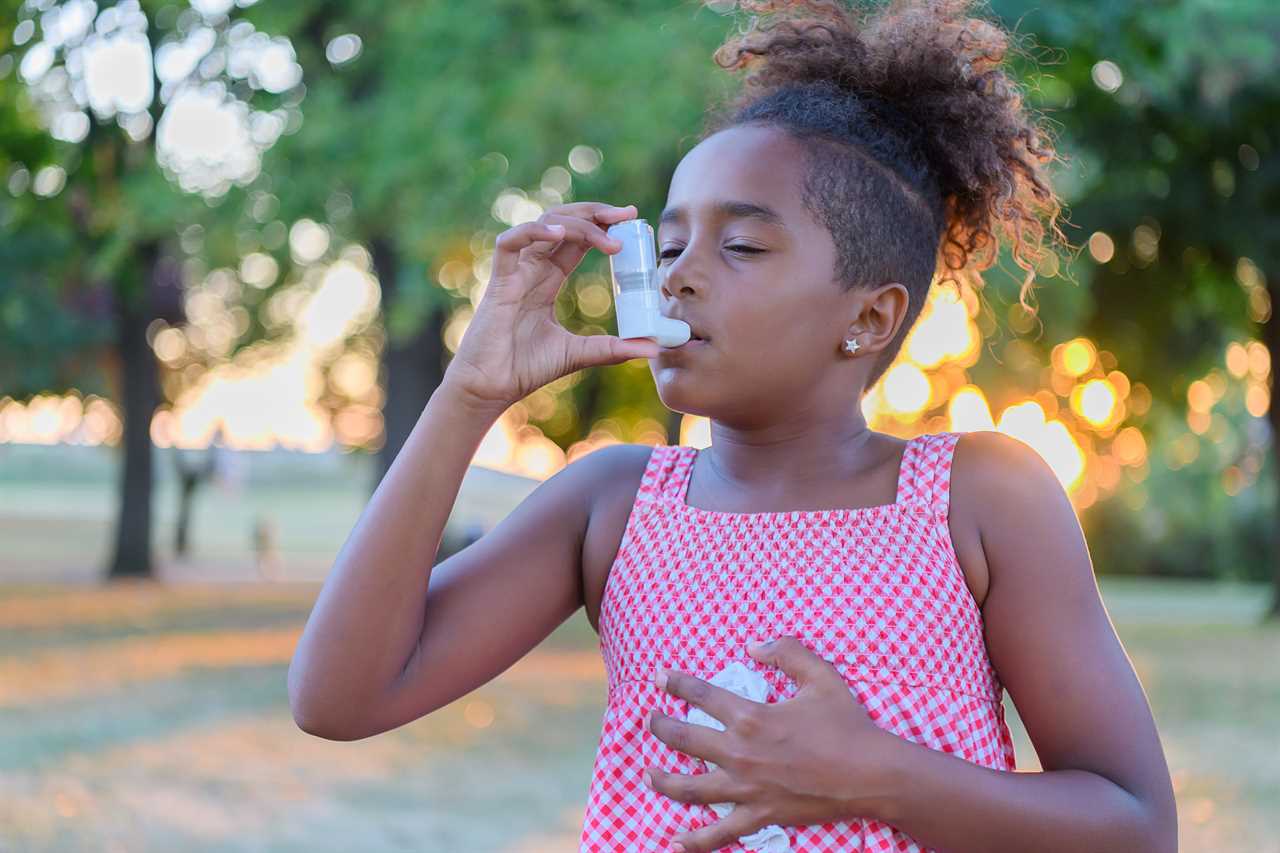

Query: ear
<box><xmin>847</xmin><ymin>282</ymin><xmax>910</xmax><ymax>356</ymax></box>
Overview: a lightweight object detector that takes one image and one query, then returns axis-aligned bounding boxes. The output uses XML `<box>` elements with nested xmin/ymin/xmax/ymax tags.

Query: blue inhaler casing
<box><xmin>605</xmin><ymin>219</ymin><xmax>691</xmax><ymax>348</ymax></box>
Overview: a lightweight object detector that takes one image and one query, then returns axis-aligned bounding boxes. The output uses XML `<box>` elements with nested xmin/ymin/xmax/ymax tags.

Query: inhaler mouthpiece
<box><xmin>606</xmin><ymin>219</ymin><xmax>691</xmax><ymax>348</ymax></box>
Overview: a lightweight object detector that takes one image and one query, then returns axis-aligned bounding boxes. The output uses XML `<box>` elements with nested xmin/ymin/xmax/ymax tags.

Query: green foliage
<box><xmin>1085</xmin><ymin>404</ymin><xmax>1276</xmax><ymax>582</ymax></box>
<box><xmin>983</xmin><ymin>0</ymin><xmax>1279</xmax><ymax>583</ymax></box>
<box><xmin>0</xmin><ymin>213</ymin><xmax>112</xmax><ymax>397</ymax></box>
<box><xmin>2</xmin><ymin>1</ymin><xmax>1275</xmax><ymax>586</ymax></box>
<box><xmin>0</xmin><ymin>0</ymin><xmax>308</xmax><ymax>394</ymax></box>
<box><xmin>225</xmin><ymin>0</ymin><xmax>739</xmax><ymax>453</ymax></box>
<box><xmin>993</xmin><ymin>0</ymin><xmax>1279</xmax><ymax>385</ymax></box>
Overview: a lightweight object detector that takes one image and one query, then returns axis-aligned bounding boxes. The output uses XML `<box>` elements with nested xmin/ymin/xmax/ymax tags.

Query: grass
<box><xmin>0</xmin><ymin>580</ymin><xmax>1275</xmax><ymax>852</ymax></box>
<box><xmin>1</xmin><ymin>444</ymin><xmax>1277</xmax><ymax>851</ymax></box>
<box><xmin>0</xmin><ymin>582</ymin><xmax>606</xmax><ymax>853</ymax></box>
<box><xmin>0</xmin><ymin>443</ymin><xmax>539</xmax><ymax>584</ymax></box>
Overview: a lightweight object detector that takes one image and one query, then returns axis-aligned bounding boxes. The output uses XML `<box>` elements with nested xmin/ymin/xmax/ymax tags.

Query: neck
<box><xmin>702</xmin><ymin>411</ymin><xmax>876</xmax><ymax>493</ymax></box>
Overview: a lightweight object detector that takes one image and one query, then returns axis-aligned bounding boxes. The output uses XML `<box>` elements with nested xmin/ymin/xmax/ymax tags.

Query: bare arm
<box><xmin>872</xmin><ymin>431</ymin><xmax>1177</xmax><ymax>852</ymax></box>
<box><xmin>288</xmin><ymin>382</ymin><xmax>641</xmax><ymax>740</ymax></box>
<box><xmin>286</xmin><ymin>383</ymin><xmax>545</xmax><ymax>740</ymax></box>
<box><xmin>288</xmin><ymin>201</ymin><xmax>659</xmax><ymax>740</ymax></box>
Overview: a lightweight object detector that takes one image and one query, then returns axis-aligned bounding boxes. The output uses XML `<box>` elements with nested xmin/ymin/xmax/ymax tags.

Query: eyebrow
<box><xmin>658</xmin><ymin>200</ymin><xmax>787</xmax><ymax>229</ymax></box>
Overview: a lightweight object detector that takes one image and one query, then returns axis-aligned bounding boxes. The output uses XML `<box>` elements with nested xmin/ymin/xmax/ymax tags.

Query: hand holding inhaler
<box><xmin>605</xmin><ymin>219</ymin><xmax>692</xmax><ymax>348</ymax></box>
<box><xmin>444</xmin><ymin>203</ymin><xmax>669</xmax><ymax>414</ymax></box>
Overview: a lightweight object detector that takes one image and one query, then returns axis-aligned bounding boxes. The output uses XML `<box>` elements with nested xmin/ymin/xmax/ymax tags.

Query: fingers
<box><xmin>540</xmin><ymin>212</ymin><xmax>624</xmax><ymax>256</ymax></box>
<box><xmin>567</xmin><ymin>333</ymin><xmax>662</xmax><ymax>368</ymax></box>
<box><xmin>491</xmin><ymin>220</ymin><xmax>574</xmax><ymax>280</ymax></box>
<box><xmin>491</xmin><ymin>203</ymin><xmax>635</xmax><ymax>282</ymax></box>
<box><xmin>551</xmin><ymin>201</ymin><xmax>637</xmax><ymax>226</ymax></box>
<box><xmin>672</xmin><ymin>804</ymin><xmax>773</xmax><ymax>853</ymax></box>
<box><xmin>657</xmin><ymin>669</ymin><xmax>755</xmax><ymax>730</ymax></box>
<box><xmin>648</xmin><ymin>709</ymin><xmax>733</xmax><ymax>767</ymax></box>
<box><xmin>747</xmin><ymin>637</ymin><xmax>843</xmax><ymax>690</ymax></box>
<box><xmin>643</xmin><ymin>766</ymin><xmax>748</xmax><ymax>806</ymax></box>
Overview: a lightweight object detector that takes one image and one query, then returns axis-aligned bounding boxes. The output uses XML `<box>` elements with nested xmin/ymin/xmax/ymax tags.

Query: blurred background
<box><xmin>0</xmin><ymin>0</ymin><xmax>1276</xmax><ymax>850</ymax></box>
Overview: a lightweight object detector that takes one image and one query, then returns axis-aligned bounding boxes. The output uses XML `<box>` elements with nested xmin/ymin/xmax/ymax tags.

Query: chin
<box><xmin>651</xmin><ymin>372</ymin><xmax>714</xmax><ymax>419</ymax></box>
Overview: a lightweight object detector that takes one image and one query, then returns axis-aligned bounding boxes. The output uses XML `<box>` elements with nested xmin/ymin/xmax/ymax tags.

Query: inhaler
<box><xmin>605</xmin><ymin>219</ymin><xmax>691</xmax><ymax>348</ymax></box>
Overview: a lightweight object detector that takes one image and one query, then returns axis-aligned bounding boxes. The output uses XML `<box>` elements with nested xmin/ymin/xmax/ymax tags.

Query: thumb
<box><xmin>573</xmin><ymin>334</ymin><xmax>661</xmax><ymax>367</ymax></box>
<box><xmin>747</xmin><ymin>637</ymin><xmax>841</xmax><ymax>691</ymax></box>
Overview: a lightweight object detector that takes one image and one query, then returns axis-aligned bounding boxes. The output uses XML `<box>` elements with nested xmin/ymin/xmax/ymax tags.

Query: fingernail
<box><xmin>548</xmin><ymin>224</ymin><xmax>565</xmax><ymax>233</ymax></box>
<box><xmin>672</xmin><ymin>844</ymin><xmax>686</xmax><ymax>853</ymax></box>
<box><xmin>643</xmin><ymin>770</ymin><xmax>653</xmax><ymax>788</ymax></box>
<box><xmin>656</xmin><ymin>669</ymin><xmax>668</xmax><ymax>690</ymax></box>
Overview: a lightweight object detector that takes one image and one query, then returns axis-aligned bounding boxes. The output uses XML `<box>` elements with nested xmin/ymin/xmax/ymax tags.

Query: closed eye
<box><xmin>658</xmin><ymin>245</ymin><xmax>766</xmax><ymax>260</ymax></box>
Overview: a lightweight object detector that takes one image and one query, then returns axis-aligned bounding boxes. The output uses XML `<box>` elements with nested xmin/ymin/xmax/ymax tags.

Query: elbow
<box><xmin>1146</xmin><ymin>810</ymin><xmax>1179</xmax><ymax>853</ymax></box>
<box><xmin>1137</xmin><ymin>825</ymin><xmax>1177</xmax><ymax>853</ymax></box>
<box><xmin>289</xmin><ymin>695</ymin><xmax>362</xmax><ymax>741</ymax></box>
<box><xmin>285</xmin><ymin>655</ymin><xmax>428</xmax><ymax>741</ymax></box>
<box><xmin>287</xmin><ymin>661</ymin><xmax>368</xmax><ymax>742</ymax></box>
<box><xmin>1129</xmin><ymin>789</ymin><xmax>1178</xmax><ymax>853</ymax></box>
<box><xmin>292</xmin><ymin>710</ymin><xmax>366</xmax><ymax>742</ymax></box>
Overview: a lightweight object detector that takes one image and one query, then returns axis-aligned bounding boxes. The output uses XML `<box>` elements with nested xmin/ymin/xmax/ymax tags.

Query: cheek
<box><xmin>730</xmin><ymin>302</ymin><xmax>823</xmax><ymax>356</ymax></box>
<box><xmin>722</xmin><ymin>294</ymin><xmax>785</xmax><ymax>336</ymax></box>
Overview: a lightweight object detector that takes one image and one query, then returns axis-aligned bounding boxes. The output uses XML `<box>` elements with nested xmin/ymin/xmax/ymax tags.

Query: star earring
<box><xmin>843</xmin><ymin>337</ymin><xmax>861</xmax><ymax>355</ymax></box>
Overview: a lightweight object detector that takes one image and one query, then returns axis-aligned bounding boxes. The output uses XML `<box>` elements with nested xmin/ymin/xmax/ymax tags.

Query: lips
<box><xmin>670</xmin><ymin>319</ymin><xmax>708</xmax><ymax>342</ymax></box>
<box><xmin>662</xmin><ymin>338</ymin><xmax>710</xmax><ymax>354</ymax></box>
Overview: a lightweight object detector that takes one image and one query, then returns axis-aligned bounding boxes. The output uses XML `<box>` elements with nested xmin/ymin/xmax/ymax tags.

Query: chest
<box><xmin>581</xmin><ymin>478</ymin><xmax>990</xmax><ymax>632</ymax></box>
<box><xmin>593</xmin><ymin>506</ymin><xmax>996</xmax><ymax>699</ymax></box>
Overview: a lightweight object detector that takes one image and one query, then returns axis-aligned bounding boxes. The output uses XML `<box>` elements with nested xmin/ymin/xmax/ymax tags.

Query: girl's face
<box><xmin>652</xmin><ymin>123</ymin><xmax>862</xmax><ymax>423</ymax></box>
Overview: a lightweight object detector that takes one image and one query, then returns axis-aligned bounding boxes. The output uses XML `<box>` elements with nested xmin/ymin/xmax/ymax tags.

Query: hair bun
<box><xmin>705</xmin><ymin>0</ymin><xmax>1067</xmax><ymax>309</ymax></box>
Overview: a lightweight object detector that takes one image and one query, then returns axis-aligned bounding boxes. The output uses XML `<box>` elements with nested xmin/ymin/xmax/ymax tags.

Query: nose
<box><xmin>659</xmin><ymin>252</ymin><xmax>699</xmax><ymax>299</ymax></box>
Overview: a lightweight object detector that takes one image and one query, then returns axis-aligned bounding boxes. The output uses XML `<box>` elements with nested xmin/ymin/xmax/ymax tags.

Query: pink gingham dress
<box><xmin>580</xmin><ymin>431</ymin><xmax>1017</xmax><ymax>851</ymax></box>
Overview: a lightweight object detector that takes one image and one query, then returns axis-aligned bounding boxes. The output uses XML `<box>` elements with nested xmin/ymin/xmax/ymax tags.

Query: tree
<box><xmin>1</xmin><ymin>0</ymin><xmax>302</xmax><ymax>579</ymax></box>
<box><xmin>242</xmin><ymin>0</ymin><xmax>734</xmax><ymax>487</ymax></box>
<box><xmin>990</xmin><ymin>0</ymin><xmax>1280</xmax><ymax>615</ymax></box>
<box><xmin>0</xmin><ymin>52</ymin><xmax>104</xmax><ymax>399</ymax></box>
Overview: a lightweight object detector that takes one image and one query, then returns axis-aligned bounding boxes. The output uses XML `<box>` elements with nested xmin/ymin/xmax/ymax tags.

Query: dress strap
<box><xmin>895</xmin><ymin>431</ymin><xmax>961</xmax><ymax>516</ymax></box>
<box><xmin>634</xmin><ymin>444</ymin><xmax>692</xmax><ymax>505</ymax></box>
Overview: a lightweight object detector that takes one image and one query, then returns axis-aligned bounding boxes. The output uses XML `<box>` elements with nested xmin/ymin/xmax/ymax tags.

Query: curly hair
<box><xmin>700</xmin><ymin>0</ymin><xmax>1069</xmax><ymax>382</ymax></box>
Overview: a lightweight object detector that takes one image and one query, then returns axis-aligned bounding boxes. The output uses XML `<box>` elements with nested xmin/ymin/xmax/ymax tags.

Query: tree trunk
<box><xmin>371</xmin><ymin>236</ymin><xmax>450</xmax><ymax>493</ymax></box>
<box><xmin>173</xmin><ymin>448</ymin><xmax>216</xmax><ymax>559</ymax></box>
<box><xmin>107</xmin><ymin>259</ymin><xmax>161</xmax><ymax>580</ymax></box>
<box><xmin>175</xmin><ymin>472</ymin><xmax>196</xmax><ymax>558</ymax></box>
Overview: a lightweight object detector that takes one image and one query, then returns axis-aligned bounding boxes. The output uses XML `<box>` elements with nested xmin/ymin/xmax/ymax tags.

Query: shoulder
<box><xmin>949</xmin><ymin>429</ymin><xmax>1081</xmax><ymax>585</ymax></box>
<box><xmin>943</xmin><ymin>430</ymin><xmax>1073</xmax><ymax>605</ymax></box>
<box><xmin>517</xmin><ymin>443</ymin><xmax>656</xmax><ymax>546</ymax></box>
<box><xmin>948</xmin><ymin>429</ymin><xmax>1067</xmax><ymax>507</ymax></box>
<box><xmin>558</xmin><ymin>440</ymin><xmax>660</xmax><ymax>527</ymax></box>
<box><xmin>544</xmin><ymin>440</ymin><xmax>654</xmax><ymax>486</ymax></box>
<box><xmin>568</xmin><ymin>442</ymin><xmax>660</xmax><ymax>508</ymax></box>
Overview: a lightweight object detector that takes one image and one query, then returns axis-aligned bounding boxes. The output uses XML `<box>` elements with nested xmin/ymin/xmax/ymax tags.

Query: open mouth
<box><xmin>659</xmin><ymin>336</ymin><xmax>709</xmax><ymax>352</ymax></box>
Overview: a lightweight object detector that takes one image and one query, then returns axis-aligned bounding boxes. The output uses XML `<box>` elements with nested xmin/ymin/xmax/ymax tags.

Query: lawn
<box><xmin>1</xmin><ymin>444</ymin><xmax>1276</xmax><ymax>851</ymax></box>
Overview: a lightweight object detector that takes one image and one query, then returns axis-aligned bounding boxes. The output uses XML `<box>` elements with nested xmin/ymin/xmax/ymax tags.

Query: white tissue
<box><xmin>684</xmin><ymin>661</ymin><xmax>791</xmax><ymax>853</ymax></box>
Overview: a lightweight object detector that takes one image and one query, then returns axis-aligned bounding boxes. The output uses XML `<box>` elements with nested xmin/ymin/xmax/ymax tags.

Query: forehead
<box><xmin>663</xmin><ymin>124</ymin><xmax>810</xmax><ymax>226</ymax></box>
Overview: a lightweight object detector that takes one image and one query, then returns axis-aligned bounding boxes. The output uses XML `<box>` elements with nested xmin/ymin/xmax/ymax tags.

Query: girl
<box><xmin>288</xmin><ymin>1</ymin><xmax>1177</xmax><ymax>851</ymax></box>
